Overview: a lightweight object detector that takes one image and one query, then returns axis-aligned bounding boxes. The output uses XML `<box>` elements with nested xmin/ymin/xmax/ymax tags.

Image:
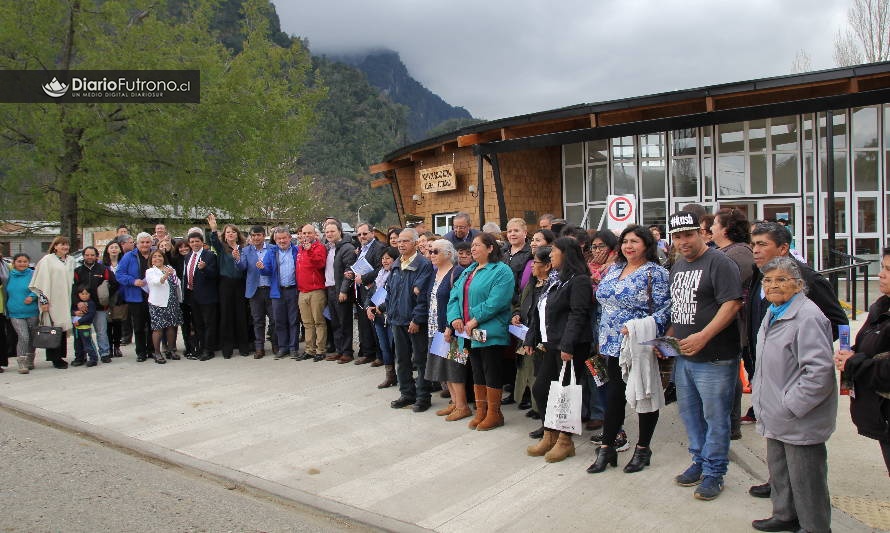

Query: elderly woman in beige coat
<box><xmin>29</xmin><ymin>236</ymin><xmax>76</xmax><ymax>369</ymax></box>
<box><xmin>750</xmin><ymin>256</ymin><xmax>836</xmax><ymax>533</ymax></box>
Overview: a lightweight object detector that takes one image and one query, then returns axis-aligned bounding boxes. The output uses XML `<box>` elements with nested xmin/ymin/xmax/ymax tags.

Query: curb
<box><xmin>0</xmin><ymin>395</ymin><xmax>430</xmax><ymax>533</ymax></box>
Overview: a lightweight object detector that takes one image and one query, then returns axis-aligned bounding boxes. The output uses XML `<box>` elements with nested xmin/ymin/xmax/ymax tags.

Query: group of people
<box><xmin>1</xmin><ymin>207</ymin><xmax>888</xmax><ymax>533</ymax></box>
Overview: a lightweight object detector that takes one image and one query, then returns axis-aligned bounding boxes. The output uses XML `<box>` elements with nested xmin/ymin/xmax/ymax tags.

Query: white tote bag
<box><xmin>543</xmin><ymin>361</ymin><xmax>583</xmax><ymax>435</ymax></box>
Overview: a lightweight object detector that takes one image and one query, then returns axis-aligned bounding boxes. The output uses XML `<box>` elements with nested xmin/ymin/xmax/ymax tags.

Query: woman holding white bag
<box><xmin>524</xmin><ymin>238</ymin><xmax>594</xmax><ymax>463</ymax></box>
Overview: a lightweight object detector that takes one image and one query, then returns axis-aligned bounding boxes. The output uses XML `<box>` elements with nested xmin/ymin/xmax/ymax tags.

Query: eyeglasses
<box><xmin>358</xmin><ymin>232</ymin><xmax>370</xmax><ymax>236</ymax></box>
<box><xmin>532</xmin><ymin>260</ymin><xmax>548</xmax><ymax>265</ymax></box>
<box><xmin>591</xmin><ymin>244</ymin><xmax>609</xmax><ymax>250</ymax></box>
<box><xmin>428</xmin><ymin>249</ymin><xmax>440</xmax><ymax>255</ymax></box>
<box><xmin>762</xmin><ymin>276</ymin><xmax>798</xmax><ymax>286</ymax></box>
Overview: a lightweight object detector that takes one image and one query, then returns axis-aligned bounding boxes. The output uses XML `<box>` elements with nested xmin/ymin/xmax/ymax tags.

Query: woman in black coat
<box><xmin>835</xmin><ymin>247</ymin><xmax>890</xmax><ymax>475</ymax></box>
<box><xmin>524</xmin><ymin>237</ymin><xmax>593</xmax><ymax>463</ymax></box>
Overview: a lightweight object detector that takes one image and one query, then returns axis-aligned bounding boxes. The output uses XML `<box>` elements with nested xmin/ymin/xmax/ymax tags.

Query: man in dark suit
<box><xmin>182</xmin><ymin>232</ymin><xmax>219</xmax><ymax>361</ymax></box>
<box><xmin>347</xmin><ymin>223</ymin><xmax>384</xmax><ymax>365</ymax></box>
<box><xmin>322</xmin><ymin>221</ymin><xmax>356</xmax><ymax>363</ymax></box>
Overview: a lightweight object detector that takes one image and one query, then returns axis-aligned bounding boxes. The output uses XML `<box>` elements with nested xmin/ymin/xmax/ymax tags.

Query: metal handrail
<box><xmin>818</xmin><ymin>249</ymin><xmax>873</xmax><ymax>320</ymax></box>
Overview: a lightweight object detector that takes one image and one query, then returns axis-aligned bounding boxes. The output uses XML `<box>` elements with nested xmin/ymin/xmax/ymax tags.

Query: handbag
<box><xmin>544</xmin><ymin>361</ymin><xmax>583</xmax><ymax>435</ymax></box>
<box><xmin>33</xmin><ymin>313</ymin><xmax>63</xmax><ymax>350</ymax></box>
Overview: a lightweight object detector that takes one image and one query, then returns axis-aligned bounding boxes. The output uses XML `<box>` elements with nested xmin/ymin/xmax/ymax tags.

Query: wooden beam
<box><xmin>589</xmin><ymin>113</ymin><xmax>597</xmax><ymax>127</ymax></box>
<box><xmin>370</xmin><ymin>176</ymin><xmax>392</xmax><ymax>189</ymax></box>
<box><xmin>457</xmin><ymin>130</ymin><xmax>502</xmax><ymax>147</ymax></box>
<box><xmin>849</xmin><ymin>77</ymin><xmax>859</xmax><ymax>93</ymax></box>
<box><xmin>705</xmin><ymin>96</ymin><xmax>715</xmax><ymax>112</ymax></box>
<box><xmin>368</xmin><ymin>158</ymin><xmax>412</xmax><ymax>174</ymax></box>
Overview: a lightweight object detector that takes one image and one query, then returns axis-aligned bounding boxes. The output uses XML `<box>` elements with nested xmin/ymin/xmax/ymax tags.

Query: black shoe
<box><xmin>136</xmin><ymin>354</ymin><xmax>147</xmax><ymax>362</ymax></box>
<box><xmin>113</xmin><ymin>347</ymin><xmax>123</xmax><ymax>357</ymax></box>
<box><xmin>199</xmin><ymin>351</ymin><xmax>215</xmax><ymax>362</ymax></box>
<box><xmin>517</xmin><ymin>399</ymin><xmax>532</xmax><ymax>410</ymax></box>
<box><xmin>312</xmin><ymin>354</ymin><xmax>324</xmax><ymax>362</ymax></box>
<box><xmin>526</xmin><ymin>409</ymin><xmax>540</xmax><ymax>419</ymax></box>
<box><xmin>623</xmin><ymin>446</ymin><xmax>652</xmax><ymax>473</ymax></box>
<box><xmin>749</xmin><ymin>482</ymin><xmax>772</xmax><ymax>498</ymax></box>
<box><xmin>390</xmin><ymin>397</ymin><xmax>415</xmax><ymax>409</ymax></box>
<box><xmin>52</xmin><ymin>359</ymin><xmax>68</xmax><ymax>369</ymax></box>
<box><xmin>185</xmin><ymin>351</ymin><xmax>200</xmax><ymax>360</ymax></box>
<box><xmin>751</xmin><ymin>516</ymin><xmax>800</xmax><ymax>532</ymax></box>
<box><xmin>664</xmin><ymin>382</ymin><xmax>677</xmax><ymax>405</ymax></box>
<box><xmin>86</xmin><ymin>360</ymin><xmax>98</xmax><ymax>367</ymax></box>
<box><xmin>590</xmin><ymin>432</ymin><xmax>604</xmax><ymax>443</ymax></box>
<box><xmin>501</xmin><ymin>393</ymin><xmax>516</xmax><ymax>405</ymax></box>
<box><xmin>293</xmin><ymin>352</ymin><xmax>311</xmax><ymax>361</ymax></box>
<box><xmin>222</xmin><ymin>352</ymin><xmax>232</xmax><ymax>359</ymax></box>
<box><xmin>71</xmin><ymin>359</ymin><xmax>85</xmax><ymax>367</ymax></box>
<box><xmin>586</xmin><ymin>446</ymin><xmax>618</xmax><ymax>474</ymax></box>
<box><xmin>412</xmin><ymin>401</ymin><xmax>431</xmax><ymax>413</ymax></box>
<box><xmin>529</xmin><ymin>425</ymin><xmax>544</xmax><ymax>439</ymax></box>
<box><xmin>165</xmin><ymin>351</ymin><xmax>179</xmax><ymax>361</ymax></box>
<box><xmin>100</xmin><ymin>356</ymin><xmax>112</xmax><ymax>364</ymax></box>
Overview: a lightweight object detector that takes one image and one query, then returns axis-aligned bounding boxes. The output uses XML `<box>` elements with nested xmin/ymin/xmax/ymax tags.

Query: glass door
<box><xmin>759</xmin><ymin>199</ymin><xmax>803</xmax><ymax>260</ymax></box>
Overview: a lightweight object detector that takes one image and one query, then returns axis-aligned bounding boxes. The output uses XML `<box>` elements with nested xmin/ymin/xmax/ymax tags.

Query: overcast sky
<box><xmin>274</xmin><ymin>0</ymin><xmax>851</xmax><ymax>120</ymax></box>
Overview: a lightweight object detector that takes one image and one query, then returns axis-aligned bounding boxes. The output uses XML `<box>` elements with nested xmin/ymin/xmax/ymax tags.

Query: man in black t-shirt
<box><xmin>663</xmin><ymin>211</ymin><xmax>742</xmax><ymax>502</ymax></box>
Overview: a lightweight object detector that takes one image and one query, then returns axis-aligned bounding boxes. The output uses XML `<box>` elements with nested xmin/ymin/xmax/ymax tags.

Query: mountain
<box><xmin>333</xmin><ymin>49</ymin><xmax>475</xmax><ymax>141</ymax></box>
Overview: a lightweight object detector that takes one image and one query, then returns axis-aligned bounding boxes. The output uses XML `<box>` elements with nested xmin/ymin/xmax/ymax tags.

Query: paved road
<box><xmin>0</xmin><ymin>408</ymin><xmax>373</xmax><ymax>533</ymax></box>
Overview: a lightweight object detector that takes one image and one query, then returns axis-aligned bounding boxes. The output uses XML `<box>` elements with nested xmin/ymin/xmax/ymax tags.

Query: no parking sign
<box><xmin>606</xmin><ymin>194</ymin><xmax>635</xmax><ymax>232</ymax></box>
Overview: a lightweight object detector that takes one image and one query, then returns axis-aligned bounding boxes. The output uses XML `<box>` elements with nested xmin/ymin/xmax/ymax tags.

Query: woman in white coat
<box><xmin>29</xmin><ymin>236</ymin><xmax>76</xmax><ymax>369</ymax></box>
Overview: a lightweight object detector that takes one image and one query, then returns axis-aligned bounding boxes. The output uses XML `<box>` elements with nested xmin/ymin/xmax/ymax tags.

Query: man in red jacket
<box><xmin>297</xmin><ymin>224</ymin><xmax>328</xmax><ymax>362</ymax></box>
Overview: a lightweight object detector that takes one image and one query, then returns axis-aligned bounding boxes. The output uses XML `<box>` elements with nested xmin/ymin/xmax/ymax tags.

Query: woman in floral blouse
<box><xmin>587</xmin><ymin>225</ymin><xmax>671</xmax><ymax>475</ymax></box>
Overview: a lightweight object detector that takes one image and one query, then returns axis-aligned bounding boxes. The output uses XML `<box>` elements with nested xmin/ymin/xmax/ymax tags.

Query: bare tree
<box><xmin>834</xmin><ymin>0</ymin><xmax>890</xmax><ymax>66</ymax></box>
<box><xmin>791</xmin><ymin>49</ymin><xmax>813</xmax><ymax>73</ymax></box>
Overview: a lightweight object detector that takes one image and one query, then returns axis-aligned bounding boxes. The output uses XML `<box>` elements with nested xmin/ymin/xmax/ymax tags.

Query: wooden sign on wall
<box><xmin>419</xmin><ymin>164</ymin><xmax>457</xmax><ymax>192</ymax></box>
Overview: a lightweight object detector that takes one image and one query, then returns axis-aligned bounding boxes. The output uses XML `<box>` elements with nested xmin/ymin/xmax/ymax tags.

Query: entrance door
<box><xmin>759</xmin><ymin>199</ymin><xmax>803</xmax><ymax>259</ymax></box>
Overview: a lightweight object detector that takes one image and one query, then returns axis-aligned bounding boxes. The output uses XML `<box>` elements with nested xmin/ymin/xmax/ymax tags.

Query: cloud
<box><xmin>274</xmin><ymin>0</ymin><xmax>852</xmax><ymax>120</ymax></box>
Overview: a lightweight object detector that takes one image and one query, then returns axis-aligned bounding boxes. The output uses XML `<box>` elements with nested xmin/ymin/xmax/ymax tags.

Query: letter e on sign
<box><xmin>606</xmin><ymin>194</ymin><xmax>635</xmax><ymax>232</ymax></box>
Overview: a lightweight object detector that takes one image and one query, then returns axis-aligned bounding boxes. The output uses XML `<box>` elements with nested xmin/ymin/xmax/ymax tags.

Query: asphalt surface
<box><xmin>0</xmin><ymin>408</ymin><xmax>373</xmax><ymax>533</ymax></box>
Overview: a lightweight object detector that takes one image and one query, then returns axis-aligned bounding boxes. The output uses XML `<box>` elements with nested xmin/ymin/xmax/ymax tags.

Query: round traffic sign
<box><xmin>608</xmin><ymin>196</ymin><xmax>634</xmax><ymax>222</ymax></box>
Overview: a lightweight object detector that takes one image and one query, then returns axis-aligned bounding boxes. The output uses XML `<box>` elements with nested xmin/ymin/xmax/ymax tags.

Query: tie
<box><xmin>187</xmin><ymin>252</ymin><xmax>198</xmax><ymax>290</ymax></box>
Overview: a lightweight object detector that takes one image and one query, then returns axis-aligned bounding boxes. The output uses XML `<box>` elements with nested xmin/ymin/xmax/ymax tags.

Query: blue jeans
<box><xmin>92</xmin><ymin>310</ymin><xmax>110</xmax><ymax>356</ymax></box>
<box><xmin>374</xmin><ymin>319</ymin><xmax>394</xmax><ymax>365</ymax></box>
<box><xmin>73</xmin><ymin>328</ymin><xmax>99</xmax><ymax>362</ymax></box>
<box><xmin>272</xmin><ymin>286</ymin><xmax>299</xmax><ymax>353</ymax></box>
<box><xmin>674</xmin><ymin>356</ymin><xmax>737</xmax><ymax>478</ymax></box>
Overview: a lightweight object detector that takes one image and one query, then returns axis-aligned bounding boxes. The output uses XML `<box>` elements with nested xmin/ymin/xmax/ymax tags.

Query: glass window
<box><xmin>613</xmin><ymin>162</ymin><xmax>637</xmax><ymax>195</ymax></box>
<box><xmin>820</xmin><ymin>152</ymin><xmax>848</xmax><ymax>192</ymax></box>
<box><xmin>587</xmin><ymin>165</ymin><xmax>609</xmax><ymax>202</ymax></box>
<box><xmin>672</xmin><ymin>158</ymin><xmax>699</xmax><ymax>197</ymax></box>
<box><xmin>804</xmin><ymin>152</ymin><xmax>814</xmax><ymax>193</ymax></box>
<box><xmin>854</xmin><ymin>151</ymin><xmax>879</xmax><ymax>191</ymax></box>
<box><xmin>586</xmin><ymin>206</ymin><xmax>605</xmax><ymax>231</ymax></box>
<box><xmin>819</xmin><ymin>111</ymin><xmax>847</xmax><ymax>150</ymax></box>
<box><xmin>565</xmin><ymin>204</ymin><xmax>585</xmax><ymax>226</ymax></box>
<box><xmin>564</xmin><ymin>166</ymin><xmax>584</xmax><ymax>202</ymax></box>
<box><xmin>749</xmin><ymin>154</ymin><xmax>767</xmax><ymax>194</ymax></box>
<box><xmin>805</xmin><ymin>238</ymin><xmax>815</xmax><ymax>268</ymax></box>
<box><xmin>564</xmin><ymin>143</ymin><xmax>583</xmax><ymax>166</ymax></box>
<box><xmin>770</xmin><ymin>116</ymin><xmax>798</xmax><ymax>151</ymax></box>
<box><xmin>857</xmin><ymin>197</ymin><xmax>878</xmax><ymax>233</ymax></box>
<box><xmin>773</xmin><ymin>153</ymin><xmax>799</xmax><ymax>194</ymax></box>
<box><xmin>671</xmin><ymin>129</ymin><xmax>697</xmax><ymax>156</ymax></box>
<box><xmin>805</xmin><ymin>196</ymin><xmax>815</xmax><ymax>236</ymax></box>
<box><xmin>885</xmin><ymin>105</ymin><xmax>890</xmax><ymax>148</ymax></box>
<box><xmin>803</xmin><ymin>114</ymin><xmax>814</xmax><ymax>150</ymax></box>
<box><xmin>717</xmin><ymin>155</ymin><xmax>746</xmax><ymax>195</ymax></box>
<box><xmin>852</xmin><ymin>106</ymin><xmax>879</xmax><ymax>149</ymax></box>
<box><xmin>748</xmin><ymin>119</ymin><xmax>767</xmax><ymax>152</ymax></box>
<box><xmin>642</xmin><ymin>200</ymin><xmax>667</xmax><ymax>228</ymax></box>
<box><xmin>586</xmin><ymin>139</ymin><xmax>609</xmax><ymax>164</ymax></box>
<box><xmin>822</xmin><ymin>239</ymin><xmax>849</xmax><ymax>268</ymax></box>
<box><xmin>825</xmin><ymin>197</ymin><xmax>848</xmax><ymax>234</ymax></box>
<box><xmin>718</xmin><ymin>122</ymin><xmax>744</xmax><ymax>153</ymax></box>
<box><xmin>641</xmin><ymin>160</ymin><xmax>665</xmax><ymax>197</ymax></box>
<box><xmin>640</xmin><ymin>133</ymin><xmax>664</xmax><ymax>159</ymax></box>
<box><xmin>612</xmin><ymin>136</ymin><xmax>635</xmax><ymax>159</ymax></box>
<box><xmin>855</xmin><ymin>238</ymin><xmax>881</xmax><ymax>275</ymax></box>
<box><xmin>702</xmin><ymin>126</ymin><xmax>713</xmax><ymax>156</ymax></box>
<box><xmin>703</xmin><ymin>156</ymin><xmax>713</xmax><ymax>197</ymax></box>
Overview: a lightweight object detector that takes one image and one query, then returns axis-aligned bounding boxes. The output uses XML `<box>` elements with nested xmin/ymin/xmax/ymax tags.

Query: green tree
<box><xmin>0</xmin><ymin>0</ymin><xmax>324</xmax><ymax>246</ymax></box>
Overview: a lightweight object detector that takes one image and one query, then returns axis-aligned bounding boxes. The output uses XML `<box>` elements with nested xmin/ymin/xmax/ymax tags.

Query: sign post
<box><xmin>606</xmin><ymin>194</ymin><xmax>636</xmax><ymax>232</ymax></box>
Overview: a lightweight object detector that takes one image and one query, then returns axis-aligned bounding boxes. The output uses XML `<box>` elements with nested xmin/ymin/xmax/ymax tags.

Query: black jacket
<box><xmin>524</xmin><ymin>273</ymin><xmax>593</xmax><ymax>355</ymax></box>
<box><xmin>181</xmin><ymin>249</ymin><xmax>218</xmax><ymax>305</ymax></box>
<box><xmin>847</xmin><ymin>295</ymin><xmax>890</xmax><ymax>442</ymax></box>
<box><xmin>73</xmin><ymin>262</ymin><xmax>118</xmax><ymax>311</ymax></box>
<box><xmin>502</xmin><ymin>242</ymin><xmax>532</xmax><ymax>295</ymax></box>
<box><xmin>329</xmin><ymin>239</ymin><xmax>356</xmax><ymax>298</ymax></box>
<box><xmin>747</xmin><ymin>258</ymin><xmax>848</xmax><ymax>360</ymax></box>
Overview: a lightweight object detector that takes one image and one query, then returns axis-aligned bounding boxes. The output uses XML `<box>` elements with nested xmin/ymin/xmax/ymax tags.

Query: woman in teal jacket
<box><xmin>6</xmin><ymin>253</ymin><xmax>39</xmax><ymax>373</ymax></box>
<box><xmin>446</xmin><ymin>232</ymin><xmax>515</xmax><ymax>431</ymax></box>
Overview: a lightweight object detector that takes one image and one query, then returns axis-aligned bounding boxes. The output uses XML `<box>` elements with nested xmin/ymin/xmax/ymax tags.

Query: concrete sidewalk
<box><xmin>0</xmin><ymin>343</ymin><xmax>885</xmax><ymax>532</ymax></box>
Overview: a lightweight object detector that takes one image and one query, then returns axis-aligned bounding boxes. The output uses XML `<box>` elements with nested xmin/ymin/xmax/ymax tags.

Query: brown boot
<box><xmin>377</xmin><ymin>365</ymin><xmax>396</xmax><ymax>389</ymax></box>
<box><xmin>436</xmin><ymin>402</ymin><xmax>455</xmax><ymax>416</ymax></box>
<box><xmin>445</xmin><ymin>406</ymin><xmax>472</xmax><ymax>421</ymax></box>
<box><xmin>526</xmin><ymin>429</ymin><xmax>558</xmax><ymax>456</ymax></box>
<box><xmin>468</xmin><ymin>385</ymin><xmax>488</xmax><ymax>429</ymax></box>
<box><xmin>544</xmin><ymin>432</ymin><xmax>576</xmax><ymax>463</ymax></box>
<box><xmin>475</xmin><ymin>387</ymin><xmax>504</xmax><ymax>431</ymax></box>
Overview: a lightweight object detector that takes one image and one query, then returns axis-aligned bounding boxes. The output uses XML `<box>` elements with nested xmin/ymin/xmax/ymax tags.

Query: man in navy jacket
<box><xmin>182</xmin><ymin>232</ymin><xmax>219</xmax><ymax>361</ymax></box>
<box><xmin>237</xmin><ymin>225</ymin><xmax>277</xmax><ymax>358</ymax></box>
<box><xmin>257</xmin><ymin>226</ymin><xmax>300</xmax><ymax>358</ymax></box>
